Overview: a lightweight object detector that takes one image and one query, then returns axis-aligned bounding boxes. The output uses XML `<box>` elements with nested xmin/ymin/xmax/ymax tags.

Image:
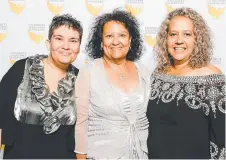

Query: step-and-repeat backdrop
<box><xmin>0</xmin><ymin>0</ymin><xmax>225</xmax><ymax>157</ymax></box>
<box><xmin>0</xmin><ymin>0</ymin><xmax>225</xmax><ymax>79</ymax></box>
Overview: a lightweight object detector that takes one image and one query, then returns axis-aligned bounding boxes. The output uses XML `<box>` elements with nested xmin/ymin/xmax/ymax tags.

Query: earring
<box><xmin>101</xmin><ymin>43</ymin><xmax>103</xmax><ymax>50</ymax></box>
<box><xmin>129</xmin><ymin>38</ymin><xmax>132</xmax><ymax>50</ymax></box>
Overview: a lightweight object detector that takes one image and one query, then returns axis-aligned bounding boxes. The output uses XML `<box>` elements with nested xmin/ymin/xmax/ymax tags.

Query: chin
<box><xmin>60</xmin><ymin>56</ymin><xmax>76</xmax><ymax>63</ymax></box>
<box><xmin>59</xmin><ymin>59</ymin><xmax>72</xmax><ymax>65</ymax></box>
<box><xmin>171</xmin><ymin>54</ymin><xmax>187</xmax><ymax>60</ymax></box>
<box><xmin>111</xmin><ymin>54</ymin><xmax>126</xmax><ymax>60</ymax></box>
<box><xmin>173</xmin><ymin>57</ymin><xmax>186</xmax><ymax>61</ymax></box>
<box><xmin>112</xmin><ymin>56</ymin><xmax>124</xmax><ymax>60</ymax></box>
<box><xmin>171</xmin><ymin>51</ymin><xmax>191</xmax><ymax>58</ymax></box>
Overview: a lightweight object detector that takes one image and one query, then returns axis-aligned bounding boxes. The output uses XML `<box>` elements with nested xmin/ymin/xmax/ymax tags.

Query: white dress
<box><xmin>74</xmin><ymin>58</ymin><xmax>150</xmax><ymax>159</ymax></box>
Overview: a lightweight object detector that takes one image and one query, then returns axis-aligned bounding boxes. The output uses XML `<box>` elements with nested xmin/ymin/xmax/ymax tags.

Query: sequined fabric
<box><xmin>150</xmin><ymin>73</ymin><xmax>225</xmax><ymax>117</ymax></box>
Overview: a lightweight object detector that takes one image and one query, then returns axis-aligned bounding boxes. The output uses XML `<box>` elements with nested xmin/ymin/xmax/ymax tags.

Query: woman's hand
<box><xmin>76</xmin><ymin>153</ymin><xmax>86</xmax><ymax>159</ymax></box>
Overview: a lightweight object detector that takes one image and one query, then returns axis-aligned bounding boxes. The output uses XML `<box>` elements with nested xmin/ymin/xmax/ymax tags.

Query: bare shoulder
<box><xmin>196</xmin><ymin>64</ymin><xmax>223</xmax><ymax>75</ymax></box>
<box><xmin>205</xmin><ymin>64</ymin><xmax>222</xmax><ymax>74</ymax></box>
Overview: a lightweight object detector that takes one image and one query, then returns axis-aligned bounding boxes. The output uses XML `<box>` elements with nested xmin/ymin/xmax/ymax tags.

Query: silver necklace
<box><xmin>103</xmin><ymin>58</ymin><xmax>127</xmax><ymax>81</ymax></box>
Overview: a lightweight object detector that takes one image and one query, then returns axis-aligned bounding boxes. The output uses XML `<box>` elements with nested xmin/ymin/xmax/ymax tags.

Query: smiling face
<box><xmin>102</xmin><ymin>21</ymin><xmax>131</xmax><ymax>62</ymax></box>
<box><xmin>167</xmin><ymin>16</ymin><xmax>196</xmax><ymax>65</ymax></box>
<box><xmin>46</xmin><ymin>25</ymin><xmax>81</xmax><ymax>66</ymax></box>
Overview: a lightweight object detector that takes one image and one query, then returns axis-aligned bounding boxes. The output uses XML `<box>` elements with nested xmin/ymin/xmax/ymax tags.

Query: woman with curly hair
<box><xmin>147</xmin><ymin>7</ymin><xmax>225</xmax><ymax>159</ymax></box>
<box><xmin>75</xmin><ymin>9</ymin><xmax>150</xmax><ymax>159</ymax></box>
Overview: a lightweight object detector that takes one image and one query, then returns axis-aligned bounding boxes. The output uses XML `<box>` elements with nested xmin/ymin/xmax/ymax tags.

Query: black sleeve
<box><xmin>207</xmin><ymin>81</ymin><xmax>226</xmax><ymax>159</ymax></box>
<box><xmin>0</xmin><ymin>59</ymin><xmax>27</xmax><ymax>144</ymax></box>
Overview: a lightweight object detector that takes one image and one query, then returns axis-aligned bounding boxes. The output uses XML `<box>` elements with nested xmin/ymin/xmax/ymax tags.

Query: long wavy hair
<box><xmin>154</xmin><ymin>7</ymin><xmax>213</xmax><ymax>73</ymax></box>
<box><xmin>86</xmin><ymin>9</ymin><xmax>143</xmax><ymax>61</ymax></box>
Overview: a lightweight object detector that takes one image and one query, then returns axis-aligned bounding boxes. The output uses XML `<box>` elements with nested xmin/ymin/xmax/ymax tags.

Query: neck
<box><xmin>102</xmin><ymin>56</ymin><xmax>128</xmax><ymax>81</ymax></box>
<box><xmin>46</xmin><ymin>56</ymin><xmax>68</xmax><ymax>76</ymax></box>
<box><xmin>103</xmin><ymin>56</ymin><xmax>127</xmax><ymax>67</ymax></box>
<box><xmin>172</xmin><ymin>59</ymin><xmax>190</xmax><ymax>70</ymax></box>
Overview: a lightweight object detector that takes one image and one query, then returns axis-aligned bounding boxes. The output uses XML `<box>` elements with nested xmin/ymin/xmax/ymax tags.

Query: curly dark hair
<box><xmin>154</xmin><ymin>7</ymin><xmax>213</xmax><ymax>73</ymax></box>
<box><xmin>86</xmin><ymin>9</ymin><xmax>143</xmax><ymax>61</ymax></box>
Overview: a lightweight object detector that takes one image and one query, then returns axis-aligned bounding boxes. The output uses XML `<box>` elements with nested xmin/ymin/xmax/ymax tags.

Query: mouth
<box><xmin>110</xmin><ymin>47</ymin><xmax>123</xmax><ymax>51</ymax></box>
<box><xmin>111</xmin><ymin>47</ymin><xmax>122</xmax><ymax>49</ymax></box>
<box><xmin>61</xmin><ymin>52</ymin><xmax>71</xmax><ymax>56</ymax></box>
<box><xmin>173</xmin><ymin>47</ymin><xmax>186</xmax><ymax>51</ymax></box>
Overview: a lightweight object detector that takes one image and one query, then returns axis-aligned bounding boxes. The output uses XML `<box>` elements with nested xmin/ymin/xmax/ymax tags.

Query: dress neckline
<box><xmin>28</xmin><ymin>55</ymin><xmax>77</xmax><ymax>134</ymax></box>
<box><xmin>152</xmin><ymin>72</ymin><xmax>225</xmax><ymax>84</ymax></box>
<box><xmin>100</xmin><ymin>58</ymin><xmax>141</xmax><ymax>95</ymax></box>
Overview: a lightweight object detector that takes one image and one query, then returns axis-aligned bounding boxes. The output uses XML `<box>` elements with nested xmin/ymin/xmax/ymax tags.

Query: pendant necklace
<box><xmin>103</xmin><ymin>58</ymin><xmax>127</xmax><ymax>81</ymax></box>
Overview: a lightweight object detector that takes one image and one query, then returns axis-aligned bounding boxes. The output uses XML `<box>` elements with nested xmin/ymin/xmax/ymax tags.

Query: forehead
<box><xmin>103</xmin><ymin>21</ymin><xmax>128</xmax><ymax>32</ymax></box>
<box><xmin>168</xmin><ymin>16</ymin><xmax>194</xmax><ymax>30</ymax></box>
<box><xmin>52</xmin><ymin>25</ymin><xmax>79</xmax><ymax>37</ymax></box>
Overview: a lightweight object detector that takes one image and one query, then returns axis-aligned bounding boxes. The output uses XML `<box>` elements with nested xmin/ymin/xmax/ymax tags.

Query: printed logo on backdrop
<box><xmin>85</xmin><ymin>0</ymin><xmax>104</xmax><ymax>16</ymax></box>
<box><xmin>8</xmin><ymin>0</ymin><xmax>26</xmax><ymax>15</ymax></box>
<box><xmin>208</xmin><ymin>0</ymin><xmax>226</xmax><ymax>19</ymax></box>
<box><xmin>211</xmin><ymin>57</ymin><xmax>222</xmax><ymax>65</ymax></box>
<box><xmin>28</xmin><ymin>24</ymin><xmax>45</xmax><ymax>44</ymax></box>
<box><xmin>46</xmin><ymin>0</ymin><xmax>64</xmax><ymax>15</ymax></box>
<box><xmin>144</xmin><ymin>27</ymin><xmax>158</xmax><ymax>48</ymax></box>
<box><xmin>9</xmin><ymin>52</ymin><xmax>26</xmax><ymax>65</ymax></box>
<box><xmin>125</xmin><ymin>0</ymin><xmax>144</xmax><ymax>16</ymax></box>
<box><xmin>165</xmin><ymin>0</ymin><xmax>185</xmax><ymax>13</ymax></box>
<box><xmin>0</xmin><ymin>23</ymin><xmax>7</xmax><ymax>43</ymax></box>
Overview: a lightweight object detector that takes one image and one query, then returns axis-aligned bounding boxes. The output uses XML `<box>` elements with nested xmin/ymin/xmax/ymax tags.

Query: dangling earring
<box><xmin>128</xmin><ymin>39</ymin><xmax>131</xmax><ymax>52</ymax></box>
<box><xmin>129</xmin><ymin>39</ymin><xmax>131</xmax><ymax>50</ymax></box>
<box><xmin>101</xmin><ymin>43</ymin><xmax>103</xmax><ymax>51</ymax></box>
<box><xmin>100</xmin><ymin>44</ymin><xmax>104</xmax><ymax>56</ymax></box>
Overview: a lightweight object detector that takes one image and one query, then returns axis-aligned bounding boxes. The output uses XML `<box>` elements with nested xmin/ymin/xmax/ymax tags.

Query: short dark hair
<box><xmin>86</xmin><ymin>9</ymin><xmax>143</xmax><ymax>61</ymax></box>
<box><xmin>48</xmin><ymin>14</ymin><xmax>83</xmax><ymax>41</ymax></box>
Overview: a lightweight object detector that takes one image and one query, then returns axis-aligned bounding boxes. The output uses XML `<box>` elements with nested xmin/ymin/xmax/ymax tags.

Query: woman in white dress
<box><xmin>75</xmin><ymin>9</ymin><xmax>150</xmax><ymax>159</ymax></box>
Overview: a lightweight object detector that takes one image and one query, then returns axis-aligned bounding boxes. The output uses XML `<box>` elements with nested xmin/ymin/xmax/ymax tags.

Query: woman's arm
<box><xmin>74</xmin><ymin>64</ymin><xmax>91</xmax><ymax>159</ymax></box>
<box><xmin>0</xmin><ymin>59</ymin><xmax>26</xmax><ymax>147</ymax></box>
<box><xmin>206</xmin><ymin>76</ymin><xmax>225</xmax><ymax>159</ymax></box>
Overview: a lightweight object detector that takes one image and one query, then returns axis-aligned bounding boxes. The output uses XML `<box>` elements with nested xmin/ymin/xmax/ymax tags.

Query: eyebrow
<box><xmin>53</xmin><ymin>35</ymin><xmax>80</xmax><ymax>39</ymax></box>
<box><xmin>103</xmin><ymin>31</ymin><xmax>129</xmax><ymax>34</ymax></box>
<box><xmin>70</xmin><ymin>37</ymin><xmax>80</xmax><ymax>40</ymax></box>
<box><xmin>169</xmin><ymin>30</ymin><xmax>193</xmax><ymax>32</ymax></box>
<box><xmin>53</xmin><ymin>35</ymin><xmax>63</xmax><ymax>37</ymax></box>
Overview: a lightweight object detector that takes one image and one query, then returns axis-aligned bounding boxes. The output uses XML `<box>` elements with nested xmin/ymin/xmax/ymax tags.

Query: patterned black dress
<box><xmin>147</xmin><ymin>73</ymin><xmax>225</xmax><ymax>159</ymax></box>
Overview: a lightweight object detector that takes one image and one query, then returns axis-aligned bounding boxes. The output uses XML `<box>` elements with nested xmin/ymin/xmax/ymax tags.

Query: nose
<box><xmin>62</xmin><ymin>40</ymin><xmax>69</xmax><ymax>49</ymax></box>
<box><xmin>176</xmin><ymin>34</ymin><xmax>184</xmax><ymax>44</ymax></box>
<box><xmin>112</xmin><ymin>36</ymin><xmax>120</xmax><ymax>45</ymax></box>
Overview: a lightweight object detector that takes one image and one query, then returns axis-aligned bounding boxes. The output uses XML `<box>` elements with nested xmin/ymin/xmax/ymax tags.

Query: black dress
<box><xmin>147</xmin><ymin>73</ymin><xmax>225</xmax><ymax>159</ymax></box>
<box><xmin>0</xmin><ymin>55</ymin><xmax>78</xmax><ymax>159</ymax></box>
